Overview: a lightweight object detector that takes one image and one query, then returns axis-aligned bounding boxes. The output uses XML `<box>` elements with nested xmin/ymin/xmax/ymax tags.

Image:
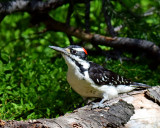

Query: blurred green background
<box><xmin>0</xmin><ymin>0</ymin><xmax>160</xmax><ymax>120</ymax></box>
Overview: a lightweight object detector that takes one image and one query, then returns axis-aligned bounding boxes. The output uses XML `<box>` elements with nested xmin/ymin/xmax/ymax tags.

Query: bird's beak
<box><xmin>49</xmin><ymin>46</ymin><xmax>67</xmax><ymax>55</ymax></box>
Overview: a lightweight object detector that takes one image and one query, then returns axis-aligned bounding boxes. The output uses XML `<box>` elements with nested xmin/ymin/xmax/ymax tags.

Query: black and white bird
<box><xmin>49</xmin><ymin>45</ymin><xmax>150</xmax><ymax>108</ymax></box>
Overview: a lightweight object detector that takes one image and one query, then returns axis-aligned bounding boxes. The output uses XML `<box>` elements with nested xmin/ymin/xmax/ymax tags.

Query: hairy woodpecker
<box><xmin>49</xmin><ymin>45</ymin><xmax>150</xmax><ymax>108</ymax></box>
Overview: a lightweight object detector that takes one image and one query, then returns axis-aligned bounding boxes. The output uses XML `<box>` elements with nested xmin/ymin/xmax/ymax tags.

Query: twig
<box><xmin>102</xmin><ymin>0</ymin><xmax>116</xmax><ymax>37</ymax></box>
<box><xmin>66</xmin><ymin>2</ymin><xmax>74</xmax><ymax>44</ymax></box>
<box><xmin>66</xmin><ymin>2</ymin><xmax>73</xmax><ymax>25</ymax></box>
<box><xmin>85</xmin><ymin>0</ymin><xmax>90</xmax><ymax>33</ymax></box>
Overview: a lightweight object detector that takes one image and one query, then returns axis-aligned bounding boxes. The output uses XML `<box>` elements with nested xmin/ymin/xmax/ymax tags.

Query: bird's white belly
<box><xmin>67</xmin><ymin>69</ymin><xmax>102</xmax><ymax>98</ymax></box>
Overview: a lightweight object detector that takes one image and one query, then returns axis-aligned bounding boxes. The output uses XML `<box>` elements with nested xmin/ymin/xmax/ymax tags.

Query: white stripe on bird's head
<box><xmin>72</xmin><ymin>48</ymin><xmax>85</xmax><ymax>52</ymax></box>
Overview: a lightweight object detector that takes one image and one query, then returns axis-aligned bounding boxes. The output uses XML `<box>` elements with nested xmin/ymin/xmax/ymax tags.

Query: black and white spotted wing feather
<box><xmin>88</xmin><ymin>62</ymin><xmax>150</xmax><ymax>88</ymax></box>
<box><xmin>88</xmin><ymin>62</ymin><xmax>132</xmax><ymax>86</ymax></box>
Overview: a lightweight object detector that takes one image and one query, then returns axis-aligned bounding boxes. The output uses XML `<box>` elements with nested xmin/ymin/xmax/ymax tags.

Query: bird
<box><xmin>49</xmin><ymin>45</ymin><xmax>150</xmax><ymax>108</ymax></box>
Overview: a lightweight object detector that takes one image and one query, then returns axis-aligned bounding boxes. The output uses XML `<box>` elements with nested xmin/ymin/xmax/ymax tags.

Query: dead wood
<box><xmin>0</xmin><ymin>0</ymin><xmax>87</xmax><ymax>14</ymax></box>
<box><xmin>1</xmin><ymin>0</ymin><xmax>160</xmax><ymax>62</ymax></box>
<box><xmin>1</xmin><ymin>86</ymin><xmax>160</xmax><ymax>128</ymax></box>
<box><xmin>43</xmin><ymin>17</ymin><xmax>160</xmax><ymax>62</ymax></box>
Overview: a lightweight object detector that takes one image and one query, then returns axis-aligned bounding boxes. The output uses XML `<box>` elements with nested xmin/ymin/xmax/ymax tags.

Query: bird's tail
<box><xmin>131</xmin><ymin>82</ymin><xmax>151</xmax><ymax>89</ymax></box>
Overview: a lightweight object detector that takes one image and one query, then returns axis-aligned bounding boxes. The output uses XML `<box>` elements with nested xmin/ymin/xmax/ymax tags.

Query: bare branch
<box><xmin>66</xmin><ymin>2</ymin><xmax>73</xmax><ymax>26</ymax></box>
<box><xmin>0</xmin><ymin>0</ymin><xmax>63</xmax><ymax>14</ymax></box>
<box><xmin>66</xmin><ymin>2</ymin><xmax>74</xmax><ymax>44</ymax></box>
<box><xmin>102</xmin><ymin>0</ymin><xmax>116</xmax><ymax>37</ymax></box>
<box><xmin>0</xmin><ymin>0</ymin><xmax>86</xmax><ymax>15</ymax></box>
<box><xmin>85</xmin><ymin>0</ymin><xmax>90</xmax><ymax>33</ymax></box>
<box><xmin>43</xmin><ymin>16</ymin><xmax>160</xmax><ymax>62</ymax></box>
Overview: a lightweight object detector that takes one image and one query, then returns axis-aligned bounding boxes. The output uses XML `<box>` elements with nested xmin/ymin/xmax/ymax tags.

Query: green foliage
<box><xmin>0</xmin><ymin>0</ymin><xmax>160</xmax><ymax>120</ymax></box>
<box><xmin>0</xmin><ymin>12</ymin><xmax>82</xmax><ymax>120</ymax></box>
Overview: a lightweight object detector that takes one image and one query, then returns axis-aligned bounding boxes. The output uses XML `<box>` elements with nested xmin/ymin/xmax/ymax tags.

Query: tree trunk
<box><xmin>1</xmin><ymin>86</ymin><xmax>160</xmax><ymax>128</ymax></box>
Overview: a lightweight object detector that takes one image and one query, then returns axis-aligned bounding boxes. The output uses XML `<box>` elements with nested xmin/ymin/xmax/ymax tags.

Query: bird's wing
<box><xmin>88</xmin><ymin>62</ymin><xmax>132</xmax><ymax>86</ymax></box>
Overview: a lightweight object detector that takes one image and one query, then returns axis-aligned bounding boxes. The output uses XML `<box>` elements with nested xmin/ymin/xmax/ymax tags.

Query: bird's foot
<box><xmin>91</xmin><ymin>102</ymin><xmax>109</xmax><ymax>109</ymax></box>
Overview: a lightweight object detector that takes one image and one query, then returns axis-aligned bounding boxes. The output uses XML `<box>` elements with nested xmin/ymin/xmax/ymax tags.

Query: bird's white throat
<box><xmin>62</xmin><ymin>54</ymin><xmax>90</xmax><ymax>70</ymax></box>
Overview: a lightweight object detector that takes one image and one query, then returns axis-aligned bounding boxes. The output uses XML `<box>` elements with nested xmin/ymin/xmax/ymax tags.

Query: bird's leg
<box><xmin>92</xmin><ymin>97</ymin><xmax>109</xmax><ymax>109</ymax></box>
<box><xmin>83</xmin><ymin>97</ymin><xmax>97</xmax><ymax>105</ymax></box>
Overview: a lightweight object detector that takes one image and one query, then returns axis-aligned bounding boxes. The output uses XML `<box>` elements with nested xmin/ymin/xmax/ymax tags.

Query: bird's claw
<box><xmin>91</xmin><ymin>102</ymin><xmax>109</xmax><ymax>109</ymax></box>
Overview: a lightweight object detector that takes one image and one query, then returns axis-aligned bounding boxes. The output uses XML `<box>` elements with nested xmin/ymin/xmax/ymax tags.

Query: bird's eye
<box><xmin>71</xmin><ymin>49</ymin><xmax>77</xmax><ymax>54</ymax></box>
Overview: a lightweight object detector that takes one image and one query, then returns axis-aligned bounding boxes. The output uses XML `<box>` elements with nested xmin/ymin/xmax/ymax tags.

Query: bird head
<box><xmin>49</xmin><ymin>45</ymin><xmax>88</xmax><ymax>61</ymax></box>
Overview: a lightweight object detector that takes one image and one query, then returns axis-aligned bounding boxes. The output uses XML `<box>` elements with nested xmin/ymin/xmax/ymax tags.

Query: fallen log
<box><xmin>1</xmin><ymin>86</ymin><xmax>160</xmax><ymax>128</ymax></box>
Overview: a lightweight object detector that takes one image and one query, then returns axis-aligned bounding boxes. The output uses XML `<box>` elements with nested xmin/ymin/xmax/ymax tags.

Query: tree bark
<box><xmin>1</xmin><ymin>0</ymin><xmax>160</xmax><ymax>62</ymax></box>
<box><xmin>44</xmin><ymin>17</ymin><xmax>160</xmax><ymax>62</ymax></box>
<box><xmin>0</xmin><ymin>0</ymin><xmax>87</xmax><ymax>14</ymax></box>
<box><xmin>1</xmin><ymin>86</ymin><xmax>160</xmax><ymax>128</ymax></box>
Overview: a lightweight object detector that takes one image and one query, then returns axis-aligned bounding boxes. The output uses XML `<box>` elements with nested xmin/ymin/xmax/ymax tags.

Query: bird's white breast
<box><xmin>67</xmin><ymin>66</ymin><xmax>102</xmax><ymax>98</ymax></box>
<box><xmin>62</xmin><ymin>54</ymin><xmax>102</xmax><ymax>98</ymax></box>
